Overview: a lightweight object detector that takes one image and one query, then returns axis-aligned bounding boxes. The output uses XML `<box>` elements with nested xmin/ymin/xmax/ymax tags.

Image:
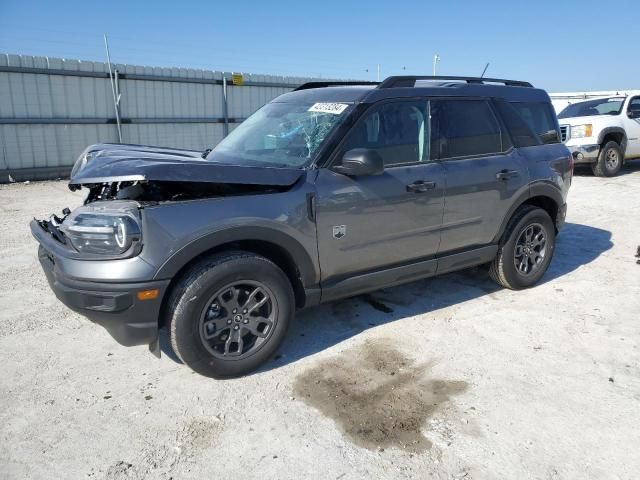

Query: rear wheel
<box><xmin>592</xmin><ymin>141</ymin><xmax>622</xmax><ymax>177</ymax></box>
<box><xmin>166</xmin><ymin>251</ymin><xmax>294</xmax><ymax>378</ymax></box>
<box><xmin>489</xmin><ymin>206</ymin><xmax>556</xmax><ymax>289</ymax></box>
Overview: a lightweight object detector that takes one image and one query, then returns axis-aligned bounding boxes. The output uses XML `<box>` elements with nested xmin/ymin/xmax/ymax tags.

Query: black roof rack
<box><xmin>378</xmin><ymin>76</ymin><xmax>533</xmax><ymax>88</ymax></box>
<box><xmin>293</xmin><ymin>81</ymin><xmax>379</xmax><ymax>91</ymax></box>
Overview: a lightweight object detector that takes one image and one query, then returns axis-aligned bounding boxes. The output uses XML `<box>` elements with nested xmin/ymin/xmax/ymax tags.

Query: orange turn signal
<box><xmin>137</xmin><ymin>289</ymin><xmax>159</xmax><ymax>301</ymax></box>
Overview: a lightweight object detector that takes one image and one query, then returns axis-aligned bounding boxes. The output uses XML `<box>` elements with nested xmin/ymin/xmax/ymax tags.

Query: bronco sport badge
<box><xmin>333</xmin><ymin>225</ymin><xmax>346</xmax><ymax>239</ymax></box>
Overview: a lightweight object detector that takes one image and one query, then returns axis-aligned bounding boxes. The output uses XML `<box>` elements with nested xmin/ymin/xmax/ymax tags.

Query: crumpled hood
<box><xmin>69</xmin><ymin>143</ymin><xmax>304</xmax><ymax>187</ymax></box>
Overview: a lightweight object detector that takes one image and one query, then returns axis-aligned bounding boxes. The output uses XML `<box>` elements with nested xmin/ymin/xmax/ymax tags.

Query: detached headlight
<box><xmin>571</xmin><ymin>124</ymin><xmax>593</xmax><ymax>138</ymax></box>
<box><xmin>60</xmin><ymin>201</ymin><xmax>142</xmax><ymax>257</ymax></box>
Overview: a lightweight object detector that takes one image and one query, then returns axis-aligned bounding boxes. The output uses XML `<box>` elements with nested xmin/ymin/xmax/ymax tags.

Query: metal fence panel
<box><xmin>0</xmin><ymin>53</ymin><xmax>323</xmax><ymax>182</ymax></box>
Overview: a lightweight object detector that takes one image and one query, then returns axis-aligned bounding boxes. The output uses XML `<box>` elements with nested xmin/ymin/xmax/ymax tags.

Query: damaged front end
<box><xmin>30</xmin><ymin>143</ymin><xmax>306</xmax><ymax>353</ymax></box>
<box><xmin>36</xmin><ymin>143</ymin><xmax>305</xmax><ymax>259</ymax></box>
<box><xmin>69</xmin><ymin>143</ymin><xmax>304</xmax><ymax>204</ymax></box>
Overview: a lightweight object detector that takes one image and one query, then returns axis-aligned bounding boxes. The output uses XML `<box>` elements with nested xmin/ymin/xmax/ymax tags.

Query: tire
<box><xmin>165</xmin><ymin>251</ymin><xmax>294</xmax><ymax>378</ymax></box>
<box><xmin>592</xmin><ymin>141</ymin><xmax>623</xmax><ymax>177</ymax></box>
<box><xmin>489</xmin><ymin>206</ymin><xmax>556</xmax><ymax>290</ymax></box>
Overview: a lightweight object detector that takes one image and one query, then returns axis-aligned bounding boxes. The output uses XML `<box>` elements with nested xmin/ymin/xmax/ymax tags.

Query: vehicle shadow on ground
<box><xmin>262</xmin><ymin>221</ymin><xmax>613</xmax><ymax>373</ymax></box>
<box><xmin>159</xmin><ymin>222</ymin><xmax>612</xmax><ymax>370</ymax></box>
<box><xmin>574</xmin><ymin>158</ymin><xmax>640</xmax><ymax>176</ymax></box>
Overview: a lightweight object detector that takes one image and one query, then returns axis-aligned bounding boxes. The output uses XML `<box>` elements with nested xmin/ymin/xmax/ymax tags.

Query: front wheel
<box><xmin>489</xmin><ymin>206</ymin><xmax>556</xmax><ymax>290</ymax></box>
<box><xmin>166</xmin><ymin>251</ymin><xmax>294</xmax><ymax>378</ymax></box>
<box><xmin>592</xmin><ymin>141</ymin><xmax>622</xmax><ymax>177</ymax></box>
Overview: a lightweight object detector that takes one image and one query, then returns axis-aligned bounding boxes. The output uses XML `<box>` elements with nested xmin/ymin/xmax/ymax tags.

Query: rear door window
<box><xmin>430</xmin><ymin>99</ymin><xmax>502</xmax><ymax>159</ymax></box>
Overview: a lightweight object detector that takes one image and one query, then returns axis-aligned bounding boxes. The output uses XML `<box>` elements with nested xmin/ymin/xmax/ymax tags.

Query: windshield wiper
<box><xmin>201</xmin><ymin>148</ymin><xmax>212</xmax><ymax>159</ymax></box>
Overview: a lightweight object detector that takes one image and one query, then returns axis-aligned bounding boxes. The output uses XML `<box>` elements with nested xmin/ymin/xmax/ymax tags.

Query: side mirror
<box><xmin>628</xmin><ymin>110</ymin><xmax>640</xmax><ymax>119</ymax></box>
<box><xmin>333</xmin><ymin>148</ymin><xmax>384</xmax><ymax>176</ymax></box>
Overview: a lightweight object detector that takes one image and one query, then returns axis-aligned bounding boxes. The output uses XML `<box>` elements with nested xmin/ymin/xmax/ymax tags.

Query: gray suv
<box><xmin>31</xmin><ymin>76</ymin><xmax>572</xmax><ymax>378</ymax></box>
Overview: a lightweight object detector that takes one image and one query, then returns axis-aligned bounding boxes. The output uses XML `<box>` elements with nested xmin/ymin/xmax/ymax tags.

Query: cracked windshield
<box><xmin>208</xmin><ymin>102</ymin><xmax>353</xmax><ymax>167</ymax></box>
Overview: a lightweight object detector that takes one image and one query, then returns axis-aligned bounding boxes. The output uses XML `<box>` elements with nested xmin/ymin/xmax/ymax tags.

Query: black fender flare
<box><xmin>492</xmin><ymin>182</ymin><xmax>564</xmax><ymax>244</ymax></box>
<box><xmin>153</xmin><ymin>225</ymin><xmax>319</xmax><ymax>287</ymax></box>
<box><xmin>597</xmin><ymin>127</ymin><xmax>627</xmax><ymax>153</ymax></box>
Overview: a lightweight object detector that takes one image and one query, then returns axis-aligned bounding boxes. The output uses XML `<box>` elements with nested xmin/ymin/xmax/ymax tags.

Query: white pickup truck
<box><xmin>557</xmin><ymin>92</ymin><xmax>640</xmax><ymax>176</ymax></box>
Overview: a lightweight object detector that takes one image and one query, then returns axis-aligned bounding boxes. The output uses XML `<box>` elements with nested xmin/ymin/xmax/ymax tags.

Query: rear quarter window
<box><xmin>511</xmin><ymin>102</ymin><xmax>560</xmax><ymax>145</ymax></box>
<box><xmin>493</xmin><ymin>100</ymin><xmax>539</xmax><ymax>147</ymax></box>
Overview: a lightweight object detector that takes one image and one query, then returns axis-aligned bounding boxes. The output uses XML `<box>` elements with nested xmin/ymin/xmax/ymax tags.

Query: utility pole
<box><xmin>103</xmin><ymin>34</ymin><xmax>122</xmax><ymax>143</ymax></box>
<box><xmin>432</xmin><ymin>54</ymin><xmax>440</xmax><ymax>76</ymax></box>
<box><xmin>222</xmin><ymin>75</ymin><xmax>229</xmax><ymax>137</ymax></box>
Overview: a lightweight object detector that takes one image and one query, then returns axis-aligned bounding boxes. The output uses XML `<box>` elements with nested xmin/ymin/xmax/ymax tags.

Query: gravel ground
<box><xmin>1</xmin><ymin>165</ymin><xmax>639</xmax><ymax>480</ymax></box>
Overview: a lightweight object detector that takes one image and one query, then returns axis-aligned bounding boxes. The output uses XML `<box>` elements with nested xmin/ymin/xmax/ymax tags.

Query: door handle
<box><xmin>496</xmin><ymin>169</ymin><xmax>520</xmax><ymax>181</ymax></box>
<box><xmin>406</xmin><ymin>180</ymin><xmax>436</xmax><ymax>193</ymax></box>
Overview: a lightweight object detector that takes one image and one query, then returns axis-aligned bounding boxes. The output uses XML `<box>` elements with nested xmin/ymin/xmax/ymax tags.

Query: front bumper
<box><xmin>566</xmin><ymin>144</ymin><xmax>600</xmax><ymax>164</ymax></box>
<box><xmin>37</xmin><ymin>245</ymin><xmax>169</xmax><ymax>347</ymax></box>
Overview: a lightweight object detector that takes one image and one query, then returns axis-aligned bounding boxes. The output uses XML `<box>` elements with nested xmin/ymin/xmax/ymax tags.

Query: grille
<box><xmin>560</xmin><ymin>125</ymin><xmax>569</xmax><ymax>142</ymax></box>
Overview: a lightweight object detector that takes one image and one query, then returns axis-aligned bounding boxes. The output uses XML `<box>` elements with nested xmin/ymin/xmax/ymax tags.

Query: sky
<box><xmin>0</xmin><ymin>0</ymin><xmax>638</xmax><ymax>92</ymax></box>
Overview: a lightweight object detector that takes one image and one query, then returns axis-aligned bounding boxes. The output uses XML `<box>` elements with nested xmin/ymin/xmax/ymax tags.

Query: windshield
<box><xmin>207</xmin><ymin>101</ymin><xmax>354</xmax><ymax>168</ymax></box>
<box><xmin>558</xmin><ymin>97</ymin><xmax>625</xmax><ymax>119</ymax></box>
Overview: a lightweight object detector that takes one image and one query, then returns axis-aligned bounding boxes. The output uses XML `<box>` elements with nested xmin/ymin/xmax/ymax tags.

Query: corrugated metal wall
<box><xmin>0</xmin><ymin>53</ymin><xmax>322</xmax><ymax>182</ymax></box>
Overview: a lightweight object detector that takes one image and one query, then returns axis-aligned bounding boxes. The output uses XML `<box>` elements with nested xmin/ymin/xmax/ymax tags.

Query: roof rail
<box><xmin>378</xmin><ymin>76</ymin><xmax>533</xmax><ymax>88</ymax></box>
<box><xmin>293</xmin><ymin>81</ymin><xmax>379</xmax><ymax>91</ymax></box>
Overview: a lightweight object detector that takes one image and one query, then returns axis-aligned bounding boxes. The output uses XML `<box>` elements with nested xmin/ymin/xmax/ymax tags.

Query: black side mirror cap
<box><xmin>333</xmin><ymin>148</ymin><xmax>384</xmax><ymax>177</ymax></box>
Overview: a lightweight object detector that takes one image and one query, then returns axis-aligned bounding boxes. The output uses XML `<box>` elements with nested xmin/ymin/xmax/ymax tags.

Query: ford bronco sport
<box><xmin>557</xmin><ymin>93</ymin><xmax>640</xmax><ymax>176</ymax></box>
<box><xmin>31</xmin><ymin>76</ymin><xmax>572</xmax><ymax>378</ymax></box>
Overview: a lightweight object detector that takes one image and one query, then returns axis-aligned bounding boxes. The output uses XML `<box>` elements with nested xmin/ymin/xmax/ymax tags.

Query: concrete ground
<box><xmin>1</xmin><ymin>165</ymin><xmax>639</xmax><ymax>480</ymax></box>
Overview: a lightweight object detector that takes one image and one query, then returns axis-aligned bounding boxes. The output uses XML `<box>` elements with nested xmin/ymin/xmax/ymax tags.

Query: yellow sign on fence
<box><xmin>231</xmin><ymin>73</ymin><xmax>244</xmax><ymax>86</ymax></box>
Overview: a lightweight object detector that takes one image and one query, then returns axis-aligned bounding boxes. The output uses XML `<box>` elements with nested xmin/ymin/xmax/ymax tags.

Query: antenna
<box><xmin>480</xmin><ymin>62</ymin><xmax>490</xmax><ymax>78</ymax></box>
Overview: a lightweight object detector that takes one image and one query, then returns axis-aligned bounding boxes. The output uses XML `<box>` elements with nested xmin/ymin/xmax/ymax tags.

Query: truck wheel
<box><xmin>166</xmin><ymin>251</ymin><xmax>294</xmax><ymax>378</ymax></box>
<box><xmin>489</xmin><ymin>206</ymin><xmax>556</xmax><ymax>290</ymax></box>
<box><xmin>592</xmin><ymin>141</ymin><xmax>622</xmax><ymax>177</ymax></box>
